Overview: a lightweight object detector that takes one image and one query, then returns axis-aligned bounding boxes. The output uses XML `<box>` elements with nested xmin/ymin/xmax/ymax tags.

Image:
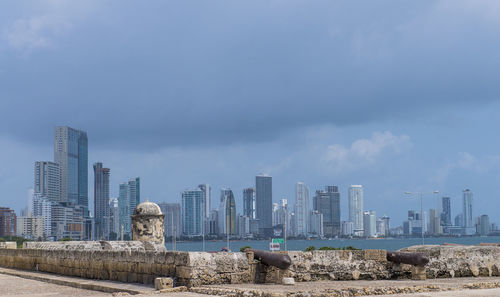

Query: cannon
<box><xmin>386</xmin><ymin>251</ymin><xmax>429</xmax><ymax>266</ymax></box>
<box><xmin>245</xmin><ymin>249</ymin><xmax>292</xmax><ymax>270</ymax></box>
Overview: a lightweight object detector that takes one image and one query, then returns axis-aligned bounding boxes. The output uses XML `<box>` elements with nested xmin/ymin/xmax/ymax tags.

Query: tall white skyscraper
<box><xmin>363</xmin><ymin>210</ymin><xmax>376</xmax><ymax>237</ymax></box>
<box><xmin>462</xmin><ymin>189</ymin><xmax>473</xmax><ymax>229</ymax></box>
<box><xmin>349</xmin><ymin>185</ymin><xmax>364</xmax><ymax>236</ymax></box>
<box><xmin>34</xmin><ymin>161</ymin><xmax>61</xmax><ymax>203</ymax></box>
<box><xmin>198</xmin><ymin>184</ymin><xmax>211</xmax><ymax>220</ymax></box>
<box><xmin>294</xmin><ymin>182</ymin><xmax>309</xmax><ymax>237</ymax></box>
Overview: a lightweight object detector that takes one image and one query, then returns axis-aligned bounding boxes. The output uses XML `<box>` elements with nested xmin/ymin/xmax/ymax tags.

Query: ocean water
<box><xmin>165</xmin><ymin>236</ymin><xmax>500</xmax><ymax>252</ymax></box>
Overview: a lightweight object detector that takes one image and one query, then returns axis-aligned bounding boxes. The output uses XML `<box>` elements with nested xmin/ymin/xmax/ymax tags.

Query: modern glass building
<box><xmin>181</xmin><ymin>189</ymin><xmax>203</xmax><ymax>237</ymax></box>
<box><xmin>34</xmin><ymin>161</ymin><xmax>61</xmax><ymax>203</ymax></box>
<box><xmin>128</xmin><ymin>177</ymin><xmax>140</xmax><ymax>215</ymax></box>
<box><xmin>439</xmin><ymin>197</ymin><xmax>452</xmax><ymax>226</ymax></box>
<box><xmin>54</xmin><ymin>126</ymin><xmax>88</xmax><ymax>215</ymax></box>
<box><xmin>294</xmin><ymin>182</ymin><xmax>309</xmax><ymax>237</ymax></box>
<box><xmin>256</xmin><ymin>174</ymin><xmax>272</xmax><ymax>237</ymax></box>
<box><xmin>462</xmin><ymin>189</ymin><xmax>474</xmax><ymax>228</ymax></box>
<box><xmin>313</xmin><ymin>186</ymin><xmax>341</xmax><ymax>237</ymax></box>
<box><xmin>118</xmin><ymin>182</ymin><xmax>131</xmax><ymax>238</ymax></box>
<box><xmin>348</xmin><ymin>185</ymin><xmax>363</xmax><ymax>236</ymax></box>
<box><xmin>218</xmin><ymin>188</ymin><xmax>236</xmax><ymax>235</ymax></box>
<box><xmin>243</xmin><ymin>188</ymin><xmax>256</xmax><ymax>219</ymax></box>
<box><xmin>93</xmin><ymin>162</ymin><xmax>110</xmax><ymax>239</ymax></box>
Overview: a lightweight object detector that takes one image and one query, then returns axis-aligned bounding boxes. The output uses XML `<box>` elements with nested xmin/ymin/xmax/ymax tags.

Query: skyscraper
<box><xmin>439</xmin><ymin>197</ymin><xmax>452</xmax><ymax>226</ymax></box>
<box><xmin>256</xmin><ymin>174</ymin><xmax>272</xmax><ymax>237</ymax></box>
<box><xmin>363</xmin><ymin>211</ymin><xmax>376</xmax><ymax>237</ymax></box>
<box><xmin>243</xmin><ymin>188</ymin><xmax>256</xmax><ymax>219</ymax></box>
<box><xmin>349</xmin><ymin>185</ymin><xmax>363</xmax><ymax>236</ymax></box>
<box><xmin>93</xmin><ymin>162</ymin><xmax>110</xmax><ymax>239</ymax></box>
<box><xmin>294</xmin><ymin>182</ymin><xmax>309</xmax><ymax>237</ymax></box>
<box><xmin>181</xmin><ymin>188</ymin><xmax>203</xmax><ymax>237</ymax></box>
<box><xmin>158</xmin><ymin>203</ymin><xmax>181</xmax><ymax>239</ymax></box>
<box><xmin>128</xmin><ymin>177</ymin><xmax>140</xmax><ymax>215</ymax></box>
<box><xmin>118</xmin><ymin>182</ymin><xmax>131</xmax><ymax>238</ymax></box>
<box><xmin>429</xmin><ymin>209</ymin><xmax>442</xmax><ymax>235</ymax></box>
<box><xmin>198</xmin><ymin>184</ymin><xmax>211</xmax><ymax>220</ymax></box>
<box><xmin>219</xmin><ymin>188</ymin><xmax>236</xmax><ymax>235</ymax></box>
<box><xmin>54</xmin><ymin>126</ymin><xmax>88</xmax><ymax>214</ymax></box>
<box><xmin>34</xmin><ymin>161</ymin><xmax>61</xmax><ymax>203</ymax></box>
<box><xmin>313</xmin><ymin>186</ymin><xmax>341</xmax><ymax>237</ymax></box>
<box><xmin>462</xmin><ymin>189</ymin><xmax>473</xmax><ymax>229</ymax></box>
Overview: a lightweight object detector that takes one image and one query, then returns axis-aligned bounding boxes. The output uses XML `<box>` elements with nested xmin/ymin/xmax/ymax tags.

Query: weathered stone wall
<box><xmin>2</xmin><ymin>243</ymin><xmax>500</xmax><ymax>287</ymax></box>
<box><xmin>400</xmin><ymin>245</ymin><xmax>500</xmax><ymax>278</ymax></box>
<box><xmin>286</xmin><ymin>249</ymin><xmax>389</xmax><ymax>281</ymax></box>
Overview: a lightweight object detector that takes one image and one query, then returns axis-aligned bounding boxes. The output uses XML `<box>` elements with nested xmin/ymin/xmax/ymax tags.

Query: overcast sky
<box><xmin>2</xmin><ymin>0</ymin><xmax>500</xmax><ymax>226</ymax></box>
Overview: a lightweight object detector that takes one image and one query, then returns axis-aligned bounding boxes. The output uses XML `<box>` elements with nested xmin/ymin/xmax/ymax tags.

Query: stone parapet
<box><xmin>1</xmin><ymin>245</ymin><xmax>500</xmax><ymax>287</ymax></box>
<box><xmin>400</xmin><ymin>245</ymin><xmax>500</xmax><ymax>279</ymax></box>
<box><xmin>23</xmin><ymin>241</ymin><xmax>166</xmax><ymax>252</ymax></box>
<box><xmin>0</xmin><ymin>242</ymin><xmax>17</xmax><ymax>249</ymax></box>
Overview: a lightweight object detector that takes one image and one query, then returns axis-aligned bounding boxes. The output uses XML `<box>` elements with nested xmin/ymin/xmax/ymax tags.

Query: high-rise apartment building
<box><xmin>219</xmin><ymin>188</ymin><xmax>236</xmax><ymax>236</ymax></box>
<box><xmin>313</xmin><ymin>186</ymin><xmax>341</xmax><ymax>237</ymax></box>
<box><xmin>349</xmin><ymin>185</ymin><xmax>363</xmax><ymax>236</ymax></box>
<box><xmin>363</xmin><ymin>211</ymin><xmax>376</xmax><ymax>237</ymax></box>
<box><xmin>181</xmin><ymin>189</ymin><xmax>203</xmax><ymax>237</ymax></box>
<box><xmin>118</xmin><ymin>182</ymin><xmax>131</xmax><ymax>238</ymax></box>
<box><xmin>34</xmin><ymin>161</ymin><xmax>61</xmax><ymax>203</ymax></box>
<box><xmin>429</xmin><ymin>209</ymin><xmax>442</xmax><ymax>235</ymax></box>
<box><xmin>198</xmin><ymin>184</ymin><xmax>211</xmax><ymax>219</ymax></box>
<box><xmin>93</xmin><ymin>162</ymin><xmax>110</xmax><ymax>239</ymax></box>
<box><xmin>0</xmin><ymin>207</ymin><xmax>16</xmax><ymax>236</ymax></box>
<box><xmin>159</xmin><ymin>203</ymin><xmax>181</xmax><ymax>238</ymax></box>
<box><xmin>462</xmin><ymin>189</ymin><xmax>473</xmax><ymax>229</ymax></box>
<box><xmin>109</xmin><ymin>198</ymin><xmax>120</xmax><ymax>238</ymax></box>
<box><xmin>128</xmin><ymin>177</ymin><xmax>140</xmax><ymax>215</ymax></box>
<box><xmin>243</xmin><ymin>188</ymin><xmax>256</xmax><ymax>219</ymax></box>
<box><xmin>54</xmin><ymin>126</ymin><xmax>88</xmax><ymax>214</ymax></box>
<box><xmin>309</xmin><ymin>210</ymin><xmax>323</xmax><ymax>238</ymax></box>
<box><xmin>439</xmin><ymin>197</ymin><xmax>452</xmax><ymax>226</ymax></box>
<box><xmin>256</xmin><ymin>174</ymin><xmax>272</xmax><ymax>237</ymax></box>
<box><xmin>16</xmin><ymin>216</ymin><xmax>44</xmax><ymax>239</ymax></box>
<box><xmin>294</xmin><ymin>182</ymin><xmax>309</xmax><ymax>237</ymax></box>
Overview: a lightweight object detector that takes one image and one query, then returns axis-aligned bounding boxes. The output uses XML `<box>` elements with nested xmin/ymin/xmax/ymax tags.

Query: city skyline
<box><xmin>3</xmin><ymin>2</ymin><xmax>500</xmax><ymax>228</ymax></box>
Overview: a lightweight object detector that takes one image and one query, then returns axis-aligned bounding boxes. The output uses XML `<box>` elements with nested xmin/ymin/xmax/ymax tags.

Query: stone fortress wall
<box><xmin>1</xmin><ymin>243</ymin><xmax>500</xmax><ymax>287</ymax></box>
<box><xmin>1</xmin><ymin>202</ymin><xmax>500</xmax><ymax>287</ymax></box>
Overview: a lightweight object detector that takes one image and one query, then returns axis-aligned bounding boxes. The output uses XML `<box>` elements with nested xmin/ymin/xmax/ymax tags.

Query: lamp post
<box><xmin>404</xmin><ymin>190</ymin><xmax>439</xmax><ymax>246</ymax></box>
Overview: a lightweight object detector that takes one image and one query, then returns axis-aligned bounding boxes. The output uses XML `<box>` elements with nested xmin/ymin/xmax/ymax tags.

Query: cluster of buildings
<box><xmin>0</xmin><ymin>126</ymin><xmax>497</xmax><ymax>242</ymax></box>
<box><xmin>167</xmin><ymin>181</ymin><xmax>390</xmax><ymax>240</ymax></box>
<box><xmin>0</xmin><ymin>126</ymin><xmax>142</xmax><ymax>241</ymax></box>
<box><xmin>399</xmin><ymin>189</ymin><xmax>497</xmax><ymax>237</ymax></box>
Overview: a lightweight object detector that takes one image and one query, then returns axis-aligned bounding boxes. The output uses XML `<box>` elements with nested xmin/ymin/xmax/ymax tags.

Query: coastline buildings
<box><xmin>256</xmin><ymin>174</ymin><xmax>272</xmax><ymax>237</ymax></box>
<box><xmin>117</xmin><ymin>178</ymin><xmax>141</xmax><ymax>238</ymax></box>
<box><xmin>439</xmin><ymin>197</ymin><xmax>452</xmax><ymax>227</ymax></box>
<box><xmin>181</xmin><ymin>188</ymin><xmax>203</xmax><ymax>237</ymax></box>
<box><xmin>93</xmin><ymin>162</ymin><xmax>110</xmax><ymax>239</ymax></box>
<box><xmin>219</xmin><ymin>188</ymin><xmax>236</xmax><ymax>236</ymax></box>
<box><xmin>463</xmin><ymin>189</ymin><xmax>474</xmax><ymax>235</ymax></box>
<box><xmin>34</xmin><ymin>161</ymin><xmax>61</xmax><ymax>203</ymax></box>
<box><xmin>159</xmin><ymin>203</ymin><xmax>181</xmax><ymax>239</ymax></box>
<box><xmin>294</xmin><ymin>182</ymin><xmax>309</xmax><ymax>237</ymax></box>
<box><xmin>363</xmin><ymin>211</ymin><xmax>376</xmax><ymax>237</ymax></box>
<box><xmin>243</xmin><ymin>188</ymin><xmax>256</xmax><ymax>219</ymax></box>
<box><xmin>313</xmin><ymin>186</ymin><xmax>341</xmax><ymax>237</ymax></box>
<box><xmin>0</xmin><ymin>207</ymin><xmax>17</xmax><ymax>236</ymax></box>
<box><xmin>54</xmin><ymin>126</ymin><xmax>88</xmax><ymax>214</ymax></box>
<box><xmin>349</xmin><ymin>185</ymin><xmax>363</xmax><ymax>236</ymax></box>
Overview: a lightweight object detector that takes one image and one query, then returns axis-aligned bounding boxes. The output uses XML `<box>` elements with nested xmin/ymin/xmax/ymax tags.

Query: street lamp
<box><xmin>404</xmin><ymin>190</ymin><xmax>439</xmax><ymax>246</ymax></box>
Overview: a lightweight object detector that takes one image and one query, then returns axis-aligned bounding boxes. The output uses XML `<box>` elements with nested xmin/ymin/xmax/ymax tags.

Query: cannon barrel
<box><xmin>386</xmin><ymin>251</ymin><xmax>429</xmax><ymax>266</ymax></box>
<box><xmin>246</xmin><ymin>249</ymin><xmax>292</xmax><ymax>270</ymax></box>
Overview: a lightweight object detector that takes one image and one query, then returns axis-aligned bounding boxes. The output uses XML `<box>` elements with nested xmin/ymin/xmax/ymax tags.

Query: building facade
<box><xmin>256</xmin><ymin>174</ymin><xmax>272</xmax><ymax>237</ymax></box>
<box><xmin>462</xmin><ymin>189</ymin><xmax>473</xmax><ymax>229</ymax></box>
<box><xmin>54</xmin><ymin>126</ymin><xmax>88</xmax><ymax>214</ymax></box>
<box><xmin>93</xmin><ymin>162</ymin><xmax>110</xmax><ymax>239</ymax></box>
<box><xmin>181</xmin><ymin>189</ymin><xmax>203</xmax><ymax>237</ymax></box>
<box><xmin>348</xmin><ymin>185</ymin><xmax>363</xmax><ymax>236</ymax></box>
<box><xmin>243</xmin><ymin>188</ymin><xmax>256</xmax><ymax>219</ymax></box>
<box><xmin>294</xmin><ymin>182</ymin><xmax>309</xmax><ymax>237</ymax></box>
<box><xmin>34</xmin><ymin>161</ymin><xmax>61</xmax><ymax>203</ymax></box>
<box><xmin>313</xmin><ymin>186</ymin><xmax>341</xmax><ymax>237</ymax></box>
<box><xmin>0</xmin><ymin>207</ymin><xmax>16</xmax><ymax>237</ymax></box>
<box><xmin>159</xmin><ymin>202</ymin><xmax>181</xmax><ymax>239</ymax></box>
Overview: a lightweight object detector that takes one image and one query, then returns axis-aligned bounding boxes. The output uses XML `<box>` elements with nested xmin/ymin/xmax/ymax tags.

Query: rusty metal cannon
<box><xmin>244</xmin><ymin>249</ymin><xmax>292</xmax><ymax>270</ymax></box>
<box><xmin>386</xmin><ymin>251</ymin><xmax>429</xmax><ymax>266</ymax></box>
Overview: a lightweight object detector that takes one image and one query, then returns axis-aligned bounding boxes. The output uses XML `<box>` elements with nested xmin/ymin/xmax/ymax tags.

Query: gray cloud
<box><xmin>1</xmin><ymin>1</ymin><xmax>500</xmax><ymax>150</ymax></box>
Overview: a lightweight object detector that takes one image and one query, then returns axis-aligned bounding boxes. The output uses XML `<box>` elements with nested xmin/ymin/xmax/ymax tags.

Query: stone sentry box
<box><xmin>132</xmin><ymin>201</ymin><xmax>165</xmax><ymax>245</ymax></box>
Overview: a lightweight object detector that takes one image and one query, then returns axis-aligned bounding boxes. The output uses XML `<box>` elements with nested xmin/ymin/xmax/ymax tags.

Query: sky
<box><xmin>1</xmin><ymin>0</ymin><xmax>500</xmax><ymax>226</ymax></box>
